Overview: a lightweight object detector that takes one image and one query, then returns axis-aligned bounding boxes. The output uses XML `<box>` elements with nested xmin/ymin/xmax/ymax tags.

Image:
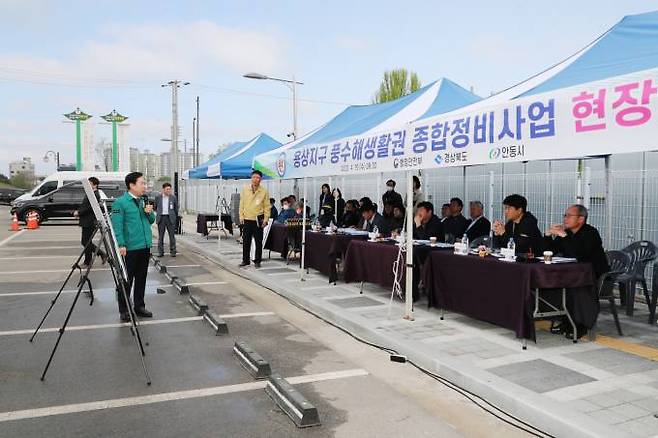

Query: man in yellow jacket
<box><xmin>239</xmin><ymin>170</ymin><xmax>270</xmax><ymax>268</ymax></box>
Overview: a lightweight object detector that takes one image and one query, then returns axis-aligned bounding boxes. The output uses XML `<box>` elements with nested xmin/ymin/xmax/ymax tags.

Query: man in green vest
<box><xmin>111</xmin><ymin>172</ymin><xmax>156</xmax><ymax>322</ymax></box>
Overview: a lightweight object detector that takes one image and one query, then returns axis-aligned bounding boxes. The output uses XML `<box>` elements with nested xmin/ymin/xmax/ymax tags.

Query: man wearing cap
<box><xmin>239</xmin><ymin>170</ymin><xmax>270</xmax><ymax>268</ymax></box>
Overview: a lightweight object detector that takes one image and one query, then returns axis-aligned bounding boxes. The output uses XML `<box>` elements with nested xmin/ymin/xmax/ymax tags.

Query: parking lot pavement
<box><xmin>0</xmin><ymin>206</ymin><xmax>526</xmax><ymax>437</ymax></box>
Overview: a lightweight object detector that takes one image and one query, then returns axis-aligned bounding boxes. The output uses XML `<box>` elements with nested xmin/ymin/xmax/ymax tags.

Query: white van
<box><xmin>13</xmin><ymin>171</ymin><xmax>127</xmax><ymax>203</ymax></box>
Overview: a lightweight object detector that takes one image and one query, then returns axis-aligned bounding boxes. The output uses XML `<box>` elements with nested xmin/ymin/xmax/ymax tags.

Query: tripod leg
<box><xmin>40</xmin><ymin>263</ymin><xmax>94</xmax><ymax>381</ymax></box>
<box><xmin>30</xmin><ymin>227</ymin><xmax>100</xmax><ymax>343</ymax></box>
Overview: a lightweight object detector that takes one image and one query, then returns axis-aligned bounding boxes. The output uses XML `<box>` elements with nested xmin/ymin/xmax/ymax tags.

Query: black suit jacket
<box><xmin>413</xmin><ymin>214</ymin><xmax>445</xmax><ymax>242</ymax></box>
<box><xmin>78</xmin><ymin>190</ymin><xmax>100</xmax><ymax>228</ymax></box>
<box><xmin>465</xmin><ymin>216</ymin><xmax>491</xmax><ymax>241</ymax></box>
<box><xmin>544</xmin><ymin>224</ymin><xmax>609</xmax><ymax>279</ymax></box>
<box><xmin>366</xmin><ymin>213</ymin><xmax>390</xmax><ymax>235</ymax></box>
<box><xmin>443</xmin><ymin>214</ymin><xmax>469</xmax><ymax>240</ymax></box>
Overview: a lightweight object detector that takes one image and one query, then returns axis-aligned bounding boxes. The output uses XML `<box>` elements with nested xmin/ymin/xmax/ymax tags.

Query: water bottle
<box><xmin>507</xmin><ymin>237</ymin><xmax>516</xmax><ymax>253</ymax></box>
<box><xmin>373</xmin><ymin>225</ymin><xmax>379</xmax><ymax>237</ymax></box>
<box><xmin>461</xmin><ymin>234</ymin><xmax>469</xmax><ymax>248</ymax></box>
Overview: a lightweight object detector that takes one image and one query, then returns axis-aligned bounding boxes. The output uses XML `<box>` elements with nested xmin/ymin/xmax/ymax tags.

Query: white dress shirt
<box><xmin>161</xmin><ymin>195</ymin><xmax>169</xmax><ymax>215</ymax></box>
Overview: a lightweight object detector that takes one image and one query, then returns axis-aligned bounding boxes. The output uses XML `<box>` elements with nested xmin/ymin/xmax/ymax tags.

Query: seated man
<box><xmin>465</xmin><ymin>200</ymin><xmax>491</xmax><ymax>241</ymax></box>
<box><xmin>276</xmin><ymin>197</ymin><xmax>295</xmax><ymax>223</ymax></box>
<box><xmin>340</xmin><ymin>200</ymin><xmax>360</xmax><ymax>228</ymax></box>
<box><xmin>545</xmin><ymin>204</ymin><xmax>609</xmax><ymax>278</ymax></box>
<box><xmin>388</xmin><ymin>204</ymin><xmax>405</xmax><ymax>234</ymax></box>
<box><xmin>361</xmin><ymin>202</ymin><xmax>390</xmax><ymax>236</ymax></box>
<box><xmin>492</xmin><ymin>194</ymin><xmax>543</xmax><ymax>255</ymax></box>
<box><xmin>442</xmin><ymin>197</ymin><xmax>469</xmax><ymax>242</ymax></box>
<box><xmin>544</xmin><ymin>204</ymin><xmax>609</xmax><ymax>338</ymax></box>
<box><xmin>413</xmin><ymin>201</ymin><xmax>445</xmax><ymax>242</ymax></box>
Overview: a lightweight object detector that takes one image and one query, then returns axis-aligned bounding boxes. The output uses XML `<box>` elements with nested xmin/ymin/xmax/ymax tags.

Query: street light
<box><xmin>243</xmin><ymin>72</ymin><xmax>303</xmax><ymax>140</ymax></box>
<box><xmin>161</xmin><ymin>80</ymin><xmax>190</xmax><ymax>197</ymax></box>
<box><xmin>43</xmin><ymin>150</ymin><xmax>60</xmax><ymax>170</ymax></box>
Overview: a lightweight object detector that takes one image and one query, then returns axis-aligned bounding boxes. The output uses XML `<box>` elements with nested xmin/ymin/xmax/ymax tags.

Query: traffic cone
<box><xmin>27</xmin><ymin>212</ymin><xmax>39</xmax><ymax>230</ymax></box>
<box><xmin>10</xmin><ymin>213</ymin><xmax>20</xmax><ymax>231</ymax></box>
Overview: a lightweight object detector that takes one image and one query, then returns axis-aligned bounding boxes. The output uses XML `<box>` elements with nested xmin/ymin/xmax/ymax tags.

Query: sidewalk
<box><xmin>178</xmin><ymin>214</ymin><xmax>658</xmax><ymax>438</ymax></box>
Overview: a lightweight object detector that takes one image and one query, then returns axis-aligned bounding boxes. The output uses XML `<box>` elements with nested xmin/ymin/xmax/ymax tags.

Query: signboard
<box><xmin>254</xmin><ymin>68</ymin><xmax>658</xmax><ymax>179</ymax></box>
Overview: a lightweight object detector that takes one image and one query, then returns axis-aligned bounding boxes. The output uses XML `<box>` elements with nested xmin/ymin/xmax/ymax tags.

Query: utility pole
<box><xmin>195</xmin><ymin>96</ymin><xmax>200</xmax><ymax>167</ymax></box>
<box><xmin>192</xmin><ymin>117</ymin><xmax>196</xmax><ymax>166</ymax></box>
<box><xmin>161</xmin><ymin>80</ymin><xmax>189</xmax><ymax>197</ymax></box>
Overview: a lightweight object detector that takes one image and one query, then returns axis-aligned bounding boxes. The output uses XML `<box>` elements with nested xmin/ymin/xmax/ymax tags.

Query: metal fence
<box><xmin>180</xmin><ymin>161</ymin><xmax>658</xmax><ymax>255</ymax></box>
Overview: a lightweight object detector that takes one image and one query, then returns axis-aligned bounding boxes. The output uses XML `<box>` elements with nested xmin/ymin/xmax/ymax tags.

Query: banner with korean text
<box><xmin>253</xmin><ymin>68</ymin><xmax>658</xmax><ymax>179</ymax></box>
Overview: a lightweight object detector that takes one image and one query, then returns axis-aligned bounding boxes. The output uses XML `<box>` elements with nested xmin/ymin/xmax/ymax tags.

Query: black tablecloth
<box><xmin>265</xmin><ymin>222</ymin><xmax>288</xmax><ymax>256</ymax></box>
<box><xmin>196</xmin><ymin>213</ymin><xmax>233</xmax><ymax>236</ymax></box>
<box><xmin>422</xmin><ymin>252</ymin><xmax>595</xmax><ymax>340</ymax></box>
<box><xmin>304</xmin><ymin>231</ymin><xmax>367</xmax><ymax>282</ymax></box>
<box><xmin>344</xmin><ymin>240</ymin><xmax>405</xmax><ymax>289</ymax></box>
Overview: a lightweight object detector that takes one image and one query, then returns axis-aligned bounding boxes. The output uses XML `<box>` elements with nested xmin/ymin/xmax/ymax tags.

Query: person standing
<box><xmin>382</xmin><ymin>179</ymin><xmax>403</xmax><ymax>209</ymax></box>
<box><xmin>111</xmin><ymin>172</ymin><xmax>155</xmax><ymax>322</ymax></box>
<box><xmin>239</xmin><ymin>170</ymin><xmax>270</xmax><ymax>268</ymax></box>
<box><xmin>74</xmin><ymin>176</ymin><xmax>107</xmax><ymax>267</ymax></box>
<box><xmin>155</xmin><ymin>182</ymin><xmax>178</xmax><ymax>258</ymax></box>
<box><xmin>318</xmin><ymin>183</ymin><xmax>332</xmax><ymax>216</ymax></box>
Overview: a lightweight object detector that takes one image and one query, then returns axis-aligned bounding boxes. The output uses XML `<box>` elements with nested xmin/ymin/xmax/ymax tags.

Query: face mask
<box><xmin>387</xmin><ymin>186</ymin><xmax>393</xmax><ymax>192</ymax></box>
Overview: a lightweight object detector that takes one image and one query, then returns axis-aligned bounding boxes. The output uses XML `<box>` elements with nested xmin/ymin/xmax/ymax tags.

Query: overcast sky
<box><xmin>1</xmin><ymin>0</ymin><xmax>657</xmax><ymax>175</ymax></box>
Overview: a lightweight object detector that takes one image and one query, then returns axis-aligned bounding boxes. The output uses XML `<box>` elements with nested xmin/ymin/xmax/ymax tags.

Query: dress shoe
<box><xmin>239</xmin><ymin>261</ymin><xmax>250</xmax><ymax>267</ymax></box>
<box><xmin>157</xmin><ymin>252</ymin><xmax>164</xmax><ymax>257</ymax></box>
<box><xmin>120</xmin><ymin>312</ymin><xmax>130</xmax><ymax>322</ymax></box>
<box><xmin>99</xmin><ymin>251</ymin><xmax>108</xmax><ymax>265</ymax></box>
<box><xmin>171</xmin><ymin>251</ymin><xmax>177</xmax><ymax>258</ymax></box>
<box><xmin>134</xmin><ymin>307</ymin><xmax>153</xmax><ymax>318</ymax></box>
<box><xmin>254</xmin><ymin>262</ymin><xmax>261</xmax><ymax>268</ymax></box>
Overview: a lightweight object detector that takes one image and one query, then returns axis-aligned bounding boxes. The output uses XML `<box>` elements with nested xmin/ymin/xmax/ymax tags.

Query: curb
<box><xmin>178</xmin><ymin>233</ymin><xmax>632</xmax><ymax>438</ymax></box>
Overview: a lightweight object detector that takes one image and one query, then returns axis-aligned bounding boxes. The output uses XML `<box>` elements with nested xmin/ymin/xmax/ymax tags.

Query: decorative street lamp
<box><xmin>63</xmin><ymin>108</ymin><xmax>92</xmax><ymax>171</ymax></box>
<box><xmin>101</xmin><ymin>109</ymin><xmax>129</xmax><ymax>172</ymax></box>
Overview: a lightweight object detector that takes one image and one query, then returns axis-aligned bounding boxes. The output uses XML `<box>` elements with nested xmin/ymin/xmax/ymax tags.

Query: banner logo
<box><xmin>276</xmin><ymin>153</ymin><xmax>286</xmax><ymax>177</ymax></box>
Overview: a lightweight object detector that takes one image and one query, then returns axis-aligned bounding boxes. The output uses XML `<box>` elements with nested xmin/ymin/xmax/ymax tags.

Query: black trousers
<box><xmin>81</xmin><ymin>226</ymin><xmax>100</xmax><ymax>266</ymax></box>
<box><xmin>157</xmin><ymin>215</ymin><xmax>176</xmax><ymax>254</ymax></box>
<box><xmin>118</xmin><ymin>247</ymin><xmax>150</xmax><ymax>313</ymax></box>
<box><xmin>242</xmin><ymin>220</ymin><xmax>263</xmax><ymax>264</ymax></box>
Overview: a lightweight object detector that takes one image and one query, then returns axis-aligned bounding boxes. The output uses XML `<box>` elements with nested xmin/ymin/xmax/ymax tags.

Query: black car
<box><xmin>10</xmin><ymin>181</ymin><xmax>125</xmax><ymax>224</ymax></box>
<box><xmin>0</xmin><ymin>187</ymin><xmax>27</xmax><ymax>206</ymax></box>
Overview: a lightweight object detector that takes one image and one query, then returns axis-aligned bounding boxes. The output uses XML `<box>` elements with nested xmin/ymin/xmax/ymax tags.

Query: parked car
<box><xmin>10</xmin><ymin>181</ymin><xmax>125</xmax><ymax>224</ymax></box>
<box><xmin>12</xmin><ymin>171</ymin><xmax>127</xmax><ymax>204</ymax></box>
<box><xmin>0</xmin><ymin>187</ymin><xmax>27</xmax><ymax>205</ymax></box>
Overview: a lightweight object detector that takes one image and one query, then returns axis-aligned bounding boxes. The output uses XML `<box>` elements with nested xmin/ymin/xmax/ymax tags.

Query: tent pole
<box><xmin>404</xmin><ymin>170</ymin><xmax>414</xmax><ymax>321</ymax></box>
<box><xmin>301</xmin><ymin>177</ymin><xmax>307</xmax><ymax>281</ymax></box>
<box><xmin>462</xmin><ymin>166</ymin><xmax>467</xmax><ymax>201</ymax></box>
<box><xmin>584</xmin><ymin>166</ymin><xmax>592</xmax><ymax>210</ymax></box>
<box><xmin>640</xmin><ymin>152</ymin><xmax>647</xmax><ymax>241</ymax></box>
<box><xmin>377</xmin><ymin>172</ymin><xmax>383</xmax><ymax>208</ymax></box>
<box><xmin>604</xmin><ymin>156</ymin><xmax>612</xmax><ymax>246</ymax></box>
<box><xmin>488</xmin><ymin>171</ymin><xmax>494</xmax><ymax>223</ymax></box>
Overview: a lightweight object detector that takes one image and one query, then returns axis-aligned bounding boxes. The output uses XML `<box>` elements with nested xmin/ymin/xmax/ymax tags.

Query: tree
<box><xmin>372</xmin><ymin>68</ymin><xmax>421</xmax><ymax>104</ymax></box>
<box><xmin>157</xmin><ymin>176</ymin><xmax>171</xmax><ymax>184</ymax></box>
<box><xmin>9</xmin><ymin>173</ymin><xmax>34</xmax><ymax>189</ymax></box>
<box><xmin>0</xmin><ymin>174</ymin><xmax>9</xmax><ymax>183</ymax></box>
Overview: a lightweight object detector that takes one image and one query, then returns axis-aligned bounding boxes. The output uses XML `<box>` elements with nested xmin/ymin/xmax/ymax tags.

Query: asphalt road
<box><xmin>0</xmin><ymin>206</ymin><xmax>530</xmax><ymax>438</ymax></box>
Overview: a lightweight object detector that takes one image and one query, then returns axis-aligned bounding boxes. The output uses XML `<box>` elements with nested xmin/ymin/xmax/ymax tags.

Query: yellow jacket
<box><xmin>239</xmin><ymin>184</ymin><xmax>270</xmax><ymax>223</ymax></box>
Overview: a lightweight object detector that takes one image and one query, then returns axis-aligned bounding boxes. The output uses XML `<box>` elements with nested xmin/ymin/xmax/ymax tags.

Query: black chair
<box><xmin>650</xmin><ymin>264</ymin><xmax>658</xmax><ymax>325</ymax></box>
<box><xmin>470</xmin><ymin>235</ymin><xmax>493</xmax><ymax>249</ymax></box>
<box><xmin>591</xmin><ymin>250</ymin><xmax>631</xmax><ymax>339</ymax></box>
<box><xmin>617</xmin><ymin>240</ymin><xmax>657</xmax><ymax>316</ymax></box>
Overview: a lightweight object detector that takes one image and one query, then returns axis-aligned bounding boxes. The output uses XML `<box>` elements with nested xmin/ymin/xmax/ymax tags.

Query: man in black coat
<box><xmin>382</xmin><ymin>179</ymin><xmax>403</xmax><ymax>210</ymax></box>
<box><xmin>544</xmin><ymin>204</ymin><xmax>609</xmax><ymax>337</ymax></box>
<box><xmin>74</xmin><ymin>177</ymin><xmax>107</xmax><ymax>267</ymax></box>
<box><xmin>492</xmin><ymin>194</ymin><xmax>543</xmax><ymax>255</ymax></box>
<box><xmin>413</xmin><ymin>201</ymin><xmax>445</xmax><ymax>242</ymax></box>
<box><xmin>465</xmin><ymin>201</ymin><xmax>491</xmax><ymax>241</ymax></box>
<box><xmin>361</xmin><ymin>202</ymin><xmax>390</xmax><ymax>236</ymax></box>
<box><xmin>442</xmin><ymin>197</ymin><xmax>469</xmax><ymax>242</ymax></box>
<box><xmin>411</xmin><ymin>201</ymin><xmax>444</xmax><ymax>301</ymax></box>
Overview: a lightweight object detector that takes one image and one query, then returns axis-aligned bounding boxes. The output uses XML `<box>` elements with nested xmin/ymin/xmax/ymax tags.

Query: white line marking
<box><xmin>0</xmin><ymin>369</ymin><xmax>368</xmax><ymax>423</ymax></box>
<box><xmin>0</xmin><ymin>267</ymin><xmax>162</xmax><ymax>275</ymax></box>
<box><xmin>0</xmin><ymin>284</ymin><xmax>170</xmax><ymax>297</ymax></box>
<box><xmin>0</xmin><ymin>230</ymin><xmax>26</xmax><ymax>247</ymax></box>
<box><xmin>158</xmin><ymin>264</ymin><xmax>201</xmax><ymax>268</ymax></box>
<box><xmin>0</xmin><ymin>312</ymin><xmax>275</xmax><ymax>336</ymax></box>
<box><xmin>184</xmin><ymin>281</ymin><xmax>227</xmax><ymax>286</ymax></box>
<box><xmin>220</xmin><ymin>311</ymin><xmax>274</xmax><ymax>319</ymax></box>
<box><xmin>0</xmin><ymin>256</ymin><xmax>78</xmax><ymax>260</ymax></box>
<box><xmin>0</xmin><ymin>246</ymin><xmax>81</xmax><ymax>250</ymax></box>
